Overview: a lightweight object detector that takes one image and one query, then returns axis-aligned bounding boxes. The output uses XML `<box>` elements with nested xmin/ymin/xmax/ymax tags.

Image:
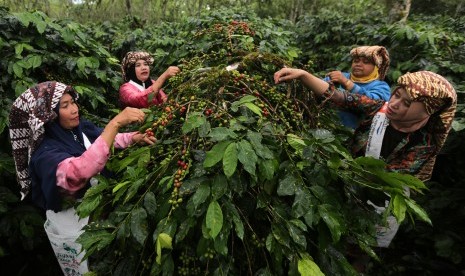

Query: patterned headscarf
<box><xmin>350</xmin><ymin>46</ymin><xmax>390</xmax><ymax>80</ymax></box>
<box><xmin>9</xmin><ymin>81</ymin><xmax>77</xmax><ymax>199</ymax></box>
<box><xmin>397</xmin><ymin>71</ymin><xmax>457</xmax><ymax>180</ymax></box>
<box><xmin>121</xmin><ymin>51</ymin><xmax>154</xmax><ymax>82</ymax></box>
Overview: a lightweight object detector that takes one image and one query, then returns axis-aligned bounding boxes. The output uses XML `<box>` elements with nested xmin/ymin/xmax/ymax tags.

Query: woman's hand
<box><xmin>326</xmin><ymin>70</ymin><xmax>352</xmax><ymax>89</ymax></box>
<box><xmin>150</xmin><ymin>66</ymin><xmax>181</xmax><ymax>100</ymax></box>
<box><xmin>132</xmin><ymin>133</ymin><xmax>157</xmax><ymax>145</ymax></box>
<box><xmin>274</xmin><ymin>68</ymin><xmax>305</xmax><ymax>84</ymax></box>
<box><xmin>101</xmin><ymin>107</ymin><xmax>146</xmax><ymax>148</ymax></box>
<box><xmin>111</xmin><ymin>107</ymin><xmax>146</xmax><ymax>128</ymax></box>
<box><xmin>162</xmin><ymin>66</ymin><xmax>181</xmax><ymax>79</ymax></box>
<box><xmin>274</xmin><ymin>67</ymin><xmax>337</xmax><ymax>101</ymax></box>
<box><xmin>326</xmin><ymin>71</ymin><xmax>346</xmax><ymax>83</ymax></box>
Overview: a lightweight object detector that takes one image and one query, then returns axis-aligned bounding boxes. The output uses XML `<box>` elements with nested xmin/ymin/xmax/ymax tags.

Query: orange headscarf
<box><xmin>397</xmin><ymin>71</ymin><xmax>457</xmax><ymax>180</ymax></box>
<box><xmin>350</xmin><ymin>46</ymin><xmax>390</xmax><ymax>80</ymax></box>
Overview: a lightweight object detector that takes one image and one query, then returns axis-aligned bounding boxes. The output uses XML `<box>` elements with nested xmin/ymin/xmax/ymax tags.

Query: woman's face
<box><xmin>58</xmin><ymin>93</ymin><xmax>80</xmax><ymax>129</ymax></box>
<box><xmin>351</xmin><ymin>57</ymin><xmax>376</xmax><ymax>78</ymax></box>
<box><xmin>386</xmin><ymin>87</ymin><xmax>429</xmax><ymax>123</ymax></box>
<box><xmin>134</xmin><ymin>59</ymin><xmax>150</xmax><ymax>82</ymax></box>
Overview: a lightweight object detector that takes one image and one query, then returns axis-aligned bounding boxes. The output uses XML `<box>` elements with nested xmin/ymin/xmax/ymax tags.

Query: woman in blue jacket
<box><xmin>324</xmin><ymin>45</ymin><xmax>391</xmax><ymax>128</ymax></box>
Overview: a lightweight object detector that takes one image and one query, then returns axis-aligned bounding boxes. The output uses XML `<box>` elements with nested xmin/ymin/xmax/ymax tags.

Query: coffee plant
<box><xmin>76</xmin><ymin>22</ymin><xmax>430</xmax><ymax>275</ymax></box>
<box><xmin>1</xmin><ymin>7</ymin><xmax>464</xmax><ymax>276</ymax></box>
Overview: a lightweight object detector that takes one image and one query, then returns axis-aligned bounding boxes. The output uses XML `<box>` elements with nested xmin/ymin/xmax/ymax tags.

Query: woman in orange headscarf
<box><xmin>324</xmin><ymin>45</ymin><xmax>391</xmax><ymax>128</ymax></box>
<box><xmin>275</xmin><ymin>69</ymin><xmax>456</xmax><ymax>180</ymax></box>
<box><xmin>275</xmin><ymin>68</ymin><xmax>456</xmax><ymax>249</ymax></box>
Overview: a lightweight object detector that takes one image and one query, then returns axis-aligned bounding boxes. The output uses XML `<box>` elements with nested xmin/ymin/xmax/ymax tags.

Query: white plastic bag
<box><xmin>367</xmin><ymin>199</ymin><xmax>399</xmax><ymax>248</ymax></box>
<box><xmin>374</xmin><ymin>215</ymin><xmax>400</xmax><ymax>248</ymax></box>
<box><xmin>367</xmin><ymin>187</ymin><xmax>410</xmax><ymax>248</ymax></box>
<box><xmin>44</xmin><ymin>207</ymin><xmax>89</xmax><ymax>275</ymax></box>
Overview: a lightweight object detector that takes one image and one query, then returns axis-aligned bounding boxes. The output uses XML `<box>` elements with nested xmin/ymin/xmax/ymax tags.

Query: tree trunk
<box><xmin>161</xmin><ymin>0</ymin><xmax>168</xmax><ymax>20</ymax></box>
<box><xmin>125</xmin><ymin>0</ymin><xmax>132</xmax><ymax>16</ymax></box>
<box><xmin>289</xmin><ymin>0</ymin><xmax>304</xmax><ymax>23</ymax></box>
<box><xmin>198</xmin><ymin>0</ymin><xmax>203</xmax><ymax>17</ymax></box>
<box><xmin>143</xmin><ymin>0</ymin><xmax>149</xmax><ymax>21</ymax></box>
<box><xmin>455</xmin><ymin>2</ymin><xmax>463</xmax><ymax>17</ymax></box>
<box><xmin>43</xmin><ymin>0</ymin><xmax>50</xmax><ymax>16</ymax></box>
<box><xmin>385</xmin><ymin>0</ymin><xmax>411</xmax><ymax>23</ymax></box>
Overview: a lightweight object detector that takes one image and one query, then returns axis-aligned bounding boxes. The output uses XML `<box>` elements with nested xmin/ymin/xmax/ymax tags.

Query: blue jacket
<box><xmin>324</xmin><ymin>72</ymin><xmax>390</xmax><ymax>128</ymax></box>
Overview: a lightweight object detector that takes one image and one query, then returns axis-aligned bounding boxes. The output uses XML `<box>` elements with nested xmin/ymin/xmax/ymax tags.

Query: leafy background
<box><xmin>0</xmin><ymin>2</ymin><xmax>464</xmax><ymax>275</ymax></box>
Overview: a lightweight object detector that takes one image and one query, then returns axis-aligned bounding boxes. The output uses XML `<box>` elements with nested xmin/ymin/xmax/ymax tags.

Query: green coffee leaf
<box><xmin>243</xmin><ymin>102</ymin><xmax>262</xmax><ymax>117</ymax></box>
<box><xmin>277</xmin><ymin>174</ymin><xmax>297</xmax><ymax>196</ymax></box>
<box><xmin>392</xmin><ymin>194</ymin><xmax>407</xmax><ymax>223</ymax></box>
<box><xmin>287</xmin><ymin>134</ymin><xmax>307</xmax><ymax>152</ymax></box>
<box><xmin>298</xmin><ymin>253</ymin><xmax>324</xmax><ymax>276</ymax></box>
<box><xmin>131</xmin><ymin>207</ymin><xmax>148</xmax><ymax>245</ymax></box>
<box><xmin>192</xmin><ymin>182</ymin><xmax>211</xmax><ymax>208</ymax></box>
<box><xmin>223</xmin><ymin>142</ymin><xmax>238</xmax><ymax>177</ymax></box>
<box><xmin>204</xmin><ymin>140</ymin><xmax>232</xmax><ymax>168</ymax></box>
<box><xmin>237</xmin><ymin>140</ymin><xmax>257</xmax><ymax>175</ymax></box>
<box><xmin>182</xmin><ymin>112</ymin><xmax>206</xmax><ymax>134</ymax></box>
<box><xmin>258</xmin><ymin>158</ymin><xmax>278</xmax><ymax>180</ymax></box>
<box><xmin>318</xmin><ymin>204</ymin><xmax>343</xmax><ymax>242</ymax></box>
<box><xmin>206</xmin><ymin>201</ymin><xmax>223</xmax><ymax>239</ymax></box>
<box><xmin>156</xmin><ymin>233</ymin><xmax>172</xmax><ymax>264</ymax></box>
<box><xmin>208</xmin><ymin>127</ymin><xmax>238</xmax><ymax>141</ymax></box>
<box><xmin>405</xmin><ymin>198</ymin><xmax>432</xmax><ymax>225</ymax></box>
<box><xmin>211</xmin><ymin>174</ymin><xmax>228</xmax><ymax>200</ymax></box>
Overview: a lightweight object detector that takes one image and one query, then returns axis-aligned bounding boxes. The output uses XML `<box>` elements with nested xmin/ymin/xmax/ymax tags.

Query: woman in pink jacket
<box><xmin>9</xmin><ymin>81</ymin><xmax>156</xmax><ymax>274</ymax></box>
<box><xmin>119</xmin><ymin>51</ymin><xmax>180</xmax><ymax>108</ymax></box>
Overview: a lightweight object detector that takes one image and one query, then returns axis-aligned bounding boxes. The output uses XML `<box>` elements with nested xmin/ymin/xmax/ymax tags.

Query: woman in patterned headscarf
<box><xmin>275</xmin><ymin>69</ymin><xmax>456</xmax><ymax>181</ymax></box>
<box><xmin>324</xmin><ymin>45</ymin><xmax>391</xmax><ymax>128</ymax></box>
<box><xmin>9</xmin><ymin>81</ymin><xmax>156</xmax><ymax>274</ymax></box>
<box><xmin>119</xmin><ymin>51</ymin><xmax>180</xmax><ymax>108</ymax></box>
<box><xmin>274</xmin><ymin>69</ymin><xmax>456</xmax><ymax>251</ymax></box>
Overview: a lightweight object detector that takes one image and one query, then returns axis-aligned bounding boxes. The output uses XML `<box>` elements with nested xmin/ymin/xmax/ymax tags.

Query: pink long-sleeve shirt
<box><xmin>56</xmin><ymin>132</ymin><xmax>136</xmax><ymax>193</ymax></box>
<box><xmin>119</xmin><ymin>80</ymin><xmax>167</xmax><ymax>108</ymax></box>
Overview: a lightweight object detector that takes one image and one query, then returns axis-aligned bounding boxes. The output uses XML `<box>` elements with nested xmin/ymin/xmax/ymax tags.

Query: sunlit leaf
<box><xmin>392</xmin><ymin>194</ymin><xmax>407</xmax><ymax>223</ymax></box>
<box><xmin>298</xmin><ymin>253</ymin><xmax>324</xmax><ymax>276</ymax></box>
<box><xmin>155</xmin><ymin>233</ymin><xmax>172</xmax><ymax>264</ymax></box>
<box><xmin>405</xmin><ymin>198</ymin><xmax>432</xmax><ymax>225</ymax></box>
<box><xmin>287</xmin><ymin>134</ymin><xmax>307</xmax><ymax>151</ymax></box>
<box><xmin>243</xmin><ymin>102</ymin><xmax>262</xmax><ymax>117</ymax></box>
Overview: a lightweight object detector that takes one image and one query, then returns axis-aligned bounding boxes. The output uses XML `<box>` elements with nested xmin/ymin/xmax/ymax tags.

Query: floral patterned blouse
<box><xmin>327</xmin><ymin>91</ymin><xmax>441</xmax><ymax>181</ymax></box>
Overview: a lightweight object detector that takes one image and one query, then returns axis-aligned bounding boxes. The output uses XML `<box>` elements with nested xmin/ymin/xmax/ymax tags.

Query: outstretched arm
<box><xmin>274</xmin><ymin>67</ymin><xmax>345</xmax><ymax>103</ymax></box>
<box><xmin>56</xmin><ymin>107</ymin><xmax>155</xmax><ymax>192</ymax></box>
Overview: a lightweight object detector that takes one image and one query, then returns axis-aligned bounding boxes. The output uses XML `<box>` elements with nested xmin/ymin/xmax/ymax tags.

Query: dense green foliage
<box><xmin>76</xmin><ymin>37</ymin><xmax>429</xmax><ymax>275</ymax></box>
<box><xmin>1</xmin><ymin>5</ymin><xmax>464</xmax><ymax>276</ymax></box>
<box><xmin>2</xmin><ymin>0</ymin><xmax>464</xmax><ymax>24</ymax></box>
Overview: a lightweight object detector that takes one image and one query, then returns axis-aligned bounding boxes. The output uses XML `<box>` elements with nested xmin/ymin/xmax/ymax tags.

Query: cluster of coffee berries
<box><xmin>177</xmin><ymin>250</ymin><xmax>201</xmax><ymax>276</ymax></box>
<box><xmin>144</xmin><ymin>128</ymin><xmax>154</xmax><ymax>137</ymax></box>
<box><xmin>169</xmin><ymin>136</ymin><xmax>192</xmax><ymax>210</ymax></box>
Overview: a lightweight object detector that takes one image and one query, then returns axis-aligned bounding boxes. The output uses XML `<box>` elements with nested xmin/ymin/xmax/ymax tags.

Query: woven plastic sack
<box><xmin>44</xmin><ymin>208</ymin><xmax>89</xmax><ymax>275</ymax></box>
